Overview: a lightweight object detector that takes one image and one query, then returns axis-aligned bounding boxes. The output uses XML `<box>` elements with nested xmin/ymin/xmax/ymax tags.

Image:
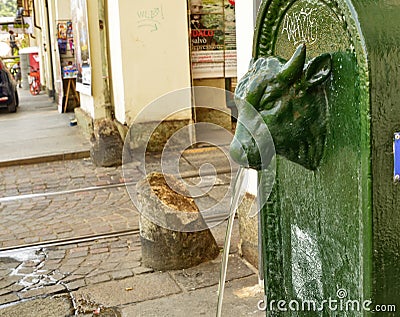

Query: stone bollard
<box><xmin>90</xmin><ymin>118</ymin><xmax>124</xmax><ymax>167</ymax></box>
<box><xmin>137</xmin><ymin>172</ymin><xmax>220</xmax><ymax>271</ymax></box>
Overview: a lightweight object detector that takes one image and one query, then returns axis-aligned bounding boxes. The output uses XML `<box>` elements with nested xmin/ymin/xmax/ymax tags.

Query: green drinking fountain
<box><xmin>230</xmin><ymin>0</ymin><xmax>400</xmax><ymax>315</ymax></box>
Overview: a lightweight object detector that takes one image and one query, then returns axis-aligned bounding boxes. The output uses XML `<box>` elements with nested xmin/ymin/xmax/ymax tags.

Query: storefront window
<box><xmin>189</xmin><ymin>0</ymin><xmax>237</xmax><ymax>79</ymax></box>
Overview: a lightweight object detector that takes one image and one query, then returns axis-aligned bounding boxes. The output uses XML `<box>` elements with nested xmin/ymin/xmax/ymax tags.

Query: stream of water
<box><xmin>216</xmin><ymin>166</ymin><xmax>246</xmax><ymax>317</ymax></box>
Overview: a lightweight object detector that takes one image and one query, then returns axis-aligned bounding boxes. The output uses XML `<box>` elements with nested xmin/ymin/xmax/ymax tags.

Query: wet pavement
<box><xmin>0</xmin><ymin>234</ymin><xmax>146</xmax><ymax>306</ymax></box>
<box><xmin>0</xmin><ymin>222</ymin><xmax>263</xmax><ymax>316</ymax></box>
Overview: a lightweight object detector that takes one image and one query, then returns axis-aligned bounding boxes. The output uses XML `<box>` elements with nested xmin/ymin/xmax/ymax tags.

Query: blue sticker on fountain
<box><xmin>394</xmin><ymin>133</ymin><xmax>400</xmax><ymax>182</ymax></box>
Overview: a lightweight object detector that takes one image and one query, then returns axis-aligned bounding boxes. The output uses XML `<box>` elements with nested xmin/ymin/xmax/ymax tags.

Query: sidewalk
<box><xmin>0</xmin><ymin>88</ymin><xmax>90</xmax><ymax>167</ymax></box>
<box><xmin>0</xmin><ymin>116</ymin><xmax>264</xmax><ymax>316</ymax></box>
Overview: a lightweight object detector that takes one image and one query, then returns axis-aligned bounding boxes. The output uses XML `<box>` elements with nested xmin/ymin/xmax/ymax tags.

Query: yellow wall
<box><xmin>55</xmin><ymin>0</ymin><xmax>71</xmax><ymax>20</ymax></box>
<box><xmin>107</xmin><ymin>0</ymin><xmax>192</xmax><ymax>125</ymax></box>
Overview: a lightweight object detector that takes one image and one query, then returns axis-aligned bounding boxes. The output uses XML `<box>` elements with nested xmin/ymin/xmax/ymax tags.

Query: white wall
<box><xmin>107</xmin><ymin>0</ymin><xmax>125</xmax><ymax>123</ymax></box>
<box><xmin>235</xmin><ymin>0</ymin><xmax>261</xmax><ymax>195</ymax></box>
<box><xmin>108</xmin><ymin>0</ymin><xmax>192</xmax><ymax>125</ymax></box>
<box><xmin>235</xmin><ymin>0</ymin><xmax>260</xmax><ymax>79</ymax></box>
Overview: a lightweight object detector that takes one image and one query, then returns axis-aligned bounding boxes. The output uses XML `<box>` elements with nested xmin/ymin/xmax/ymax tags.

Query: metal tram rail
<box><xmin>0</xmin><ymin>172</ymin><xmax>233</xmax><ymax>252</ymax></box>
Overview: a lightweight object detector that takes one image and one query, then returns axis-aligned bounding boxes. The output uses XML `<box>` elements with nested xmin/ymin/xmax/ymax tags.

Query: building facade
<box><xmin>26</xmin><ymin>0</ymin><xmax>259</xmax><ymax>160</ymax></box>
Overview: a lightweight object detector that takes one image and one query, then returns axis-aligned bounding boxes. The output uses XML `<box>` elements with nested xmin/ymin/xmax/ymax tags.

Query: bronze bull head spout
<box><xmin>230</xmin><ymin>44</ymin><xmax>332</xmax><ymax>170</ymax></box>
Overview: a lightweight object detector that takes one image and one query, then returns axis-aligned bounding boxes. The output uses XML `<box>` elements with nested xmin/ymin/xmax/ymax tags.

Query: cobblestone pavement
<box><xmin>0</xmin><ymin>186</ymin><xmax>138</xmax><ymax>248</ymax></box>
<box><xmin>0</xmin><ymin>147</ymin><xmax>234</xmax><ymax>198</ymax></box>
<box><xmin>0</xmin><ymin>147</ymin><xmax>236</xmax><ymax>249</ymax></box>
<box><xmin>0</xmin><ymin>234</ymin><xmax>145</xmax><ymax>306</ymax></box>
<box><xmin>0</xmin><ymin>159</ymin><xmax>138</xmax><ymax>249</ymax></box>
<box><xmin>0</xmin><ymin>147</ymin><xmax>255</xmax><ymax>315</ymax></box>
<box><xmin>0</xmin><ymin>220</ymin><xmax>259</xmax><ymax>316</ymax></box>
<box><xmin>0</xmin><ymin>159</ymin><xmax>125</xmax><ymax>198</ymax></box>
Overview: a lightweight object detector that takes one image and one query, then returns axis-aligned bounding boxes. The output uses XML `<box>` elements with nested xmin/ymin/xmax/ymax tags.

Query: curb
<box><xmin>0</xmin><ymin>145</ymin><xmax>231</xmax><ymax>169</ymax></box>
<box><xmin>0</xmin><ymin>150</ymin><xmax>90</xmax><ymax>168</ymax></box>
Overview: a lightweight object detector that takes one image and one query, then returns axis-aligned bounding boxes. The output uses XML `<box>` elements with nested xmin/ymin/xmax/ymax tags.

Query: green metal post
<box><xmin>231</xmin><ymin>1</ymin><xmax>400</xmax><ymax>316</ymax></box>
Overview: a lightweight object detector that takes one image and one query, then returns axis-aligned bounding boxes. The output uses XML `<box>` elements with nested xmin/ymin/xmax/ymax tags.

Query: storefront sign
<box><xmin>0</xmin><ymin>17</ymin><xmax>33</xmax><ymax>34</ymax></box>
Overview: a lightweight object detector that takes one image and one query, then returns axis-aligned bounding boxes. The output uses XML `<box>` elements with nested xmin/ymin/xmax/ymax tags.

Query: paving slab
<box><xmin>0</xmin><ymin>295</ymin><xmax>74</xmax><ymax>317</ymax></box>
<box><xmin>73</xmin><ymin>272</ymin><xmax>182</xmax><ymax>307</ymax></box>
<box><xmin>0</xmin><ymin>89</ymin><xmax>90</xmax><ymax>166</ymax></box>
<box><xmin>121</xmin><ymin>275</ymin><xmax>264</xmax><ymax>317</ymax></box>
<box><xmin>182</xmin><ymin>146</ymin><xmax>237</xmax><ymax>175</ymax></box>
<box><xmin>169</xmin><ymin>255</ymin><xmax>254</xmax><ymax>291</ymax></box>
<box><xmin>138</xmin><ymin>152</ymin><xmax>197</xmax><ymax>177</ymax></box>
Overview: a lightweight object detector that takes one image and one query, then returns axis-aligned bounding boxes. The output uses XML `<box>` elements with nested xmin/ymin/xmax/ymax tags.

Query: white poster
<box><xmin>189</xmin><ymin>0</ymin><xmax>237</xmax><ymax>78</ymax></box>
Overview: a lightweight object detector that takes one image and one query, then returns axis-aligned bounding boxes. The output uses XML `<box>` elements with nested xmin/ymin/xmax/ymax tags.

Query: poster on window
<box><xmin>0</xmin><ymin>17</ymin><xmax>34</xmax><ymax>34</ymax></box>
<box><xmin>71</xmin><ymin>0</ymin><xmax>91</xmax><ymax>95</ymax></box>
<box><xmin>189</xmin><ymin>0</ymin><xmax>236</xmax><ymax>79</ymax></box>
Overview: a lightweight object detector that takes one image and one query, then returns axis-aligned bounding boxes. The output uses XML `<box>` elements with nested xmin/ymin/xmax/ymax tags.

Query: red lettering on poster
<box><xmin>191</xmin><ymin>29</ymin><xmax>215</xmax><ymax>37</ymax></box>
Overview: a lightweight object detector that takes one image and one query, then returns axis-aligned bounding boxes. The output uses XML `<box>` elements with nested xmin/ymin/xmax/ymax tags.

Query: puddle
<box><xmin>0</xmin><ymin>247</ymin><xmax>80</xmax><ymax>314</ymax></box>
<box><xmin>0</xmin><ymin>248</ymin><xmax>53</xmax><ymax>289</ymax></box>
<box><xmin>4</xmin><ymin>248</ymin><xmax>59</xmax><ymax>289</ymax></box>
<box><xmin>0</xmin><ymin>248</ymin><xmax>42</xmax><ymax>262</ymax></box>
<box><xmin>0</xmin><ymin>248</ymin><xmax>121</xmax><ymax>316</ymax></box>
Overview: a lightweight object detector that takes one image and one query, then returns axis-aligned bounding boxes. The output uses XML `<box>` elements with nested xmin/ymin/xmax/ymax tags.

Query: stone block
<box><xmin>90</xmin><ymin>118</ymin><xmax>124</xmax><ymax>167</ymax></box>
<box><xmin>74</xmin><ymin>107</ymin><xmax>93</xmax><ymax>138</ymax></box>
<box><xmin>126</xmin><ymin>119</ymin><xmax>191</xmax><ymax>154</ymax></box>
<box><xmin>237</xmin><ymin>193</ymin><xmax>259</xmax><ymax>269</ymax></box>
<box><xmin>195</xmin><ymin>107</ymin><xmax>232</xmax><ymax>131</ymax></box>
<box><xmin>137</xmin><ymin>173</ymin><xmax>220</xmax><ymax>271</ymax></box>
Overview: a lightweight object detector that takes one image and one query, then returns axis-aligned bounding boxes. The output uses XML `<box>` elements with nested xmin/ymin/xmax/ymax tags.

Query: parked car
<box><xmin>0</xmin><ymin>58</ymin><xmax>19</xmax><ymax>113</ymax></box>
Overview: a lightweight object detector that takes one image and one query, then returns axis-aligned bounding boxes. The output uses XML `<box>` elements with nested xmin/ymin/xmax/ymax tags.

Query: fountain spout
<box><xmin>230</xmin><ymin>44</ymin><xmax>332</xmax><ymax>171</ymax></box>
